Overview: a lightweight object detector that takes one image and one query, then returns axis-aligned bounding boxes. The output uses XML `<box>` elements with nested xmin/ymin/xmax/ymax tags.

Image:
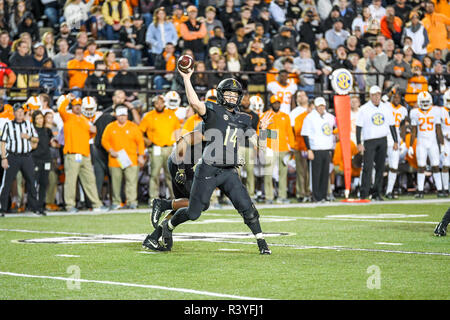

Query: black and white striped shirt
<box><xmin>0</xmin><ymin>120</ymin><xmax>38</xmax><ymax>155</ymax></box>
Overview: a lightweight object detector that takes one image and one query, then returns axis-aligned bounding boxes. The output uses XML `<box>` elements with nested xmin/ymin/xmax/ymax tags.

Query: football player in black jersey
<box><xmin>159</xmin><ymin>66</ymin><xmax>273</xmax><ymax>254</ymax></box>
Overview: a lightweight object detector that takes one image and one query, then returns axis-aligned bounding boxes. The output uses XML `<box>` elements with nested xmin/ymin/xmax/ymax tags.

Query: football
<box><xmin>177</xmin><ymin>55</ymin><xmax>194</xmax><ymax>73</ymax></box>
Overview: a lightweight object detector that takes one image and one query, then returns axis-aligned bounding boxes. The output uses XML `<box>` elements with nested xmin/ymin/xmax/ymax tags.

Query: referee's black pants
<box><xmin>0</xmin><ymin>154</ymin><xmax>39</xmax><ymax>212</ymax></box>
<box><xmin>311</xmin><ymin>150</ymin><xmax>331</xmax><ymax>202</ymax></box>
<box><xmin>360</xmin><ymin>137</ymin><xmax>387</xmax><ymax>199</ymax></box>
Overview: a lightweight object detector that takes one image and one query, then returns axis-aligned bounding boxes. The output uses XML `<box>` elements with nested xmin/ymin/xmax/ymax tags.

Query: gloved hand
<box><xmin>408</xmin><ymin>146</ymin><xmax>414</xmax><ymax>157</ymax></box>
<box><xmin>175</xmin><ymin>168</ymin><xmax>187</xmax><ymax>185</ymax></box>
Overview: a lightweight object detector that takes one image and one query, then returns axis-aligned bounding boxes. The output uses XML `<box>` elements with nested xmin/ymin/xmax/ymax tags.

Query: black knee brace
<box><xmin>240</xmin><ymin>205</ymin><xmax>260</xmax><ymax>225</ymax></box>
<box><xmin>431</xmin><ymin>166</ymin><xmax>440</xmax><ymax>173</ymax></box>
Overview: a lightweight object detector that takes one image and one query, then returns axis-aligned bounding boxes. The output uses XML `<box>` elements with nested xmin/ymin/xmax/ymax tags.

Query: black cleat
<box><xmin>414</xmin><ymin>192</ymin><xmax>424</xmax><ymax>199</ymax></box>
<box><xmin>151</xmin><ymin>199</ymin><xmax>165</xmax><ymax>229</ymax></box>
<box><xmin>434</xmin><ymin>223</ymin><xmax>447</xmax><ymax>237</ymax></box>
<box><xmin>160</xmin><ymin>220</ymin><xmax>173</xmax><ymax>250</ymax></box>
<box><xmin>142</xmin><ymin>234</ymin><xmax>170</xmax><ymax>251</ymax></box>
<box><xmin>257</xmin><ymin>239</ymin><xmax>271</xmax><ymax>255</ymax></box>
<box><xmin>437</xmin><ymin>191</ymin><xmax>447</xmax><ymax>198</ymax></box>
<box><xmin>385</xmin><ymin>193</ymin><xmax>394</xmax><ymax>199</ymax></box>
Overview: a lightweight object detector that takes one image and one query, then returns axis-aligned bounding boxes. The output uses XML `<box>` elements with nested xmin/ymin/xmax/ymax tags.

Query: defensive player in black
<box><xmin>142</xmin><ymin>125</ymin><xmax>205</xmax><ymax>251</ymax></box>
<box><xmin>434</xmin><ymin>207</ymin><xmax>449</xmax><ymax>236</ymax></box>
<box><xmin>159</xmin><ymin>67</ymin><xmax>273</xmax><ymax>254</ymax></box>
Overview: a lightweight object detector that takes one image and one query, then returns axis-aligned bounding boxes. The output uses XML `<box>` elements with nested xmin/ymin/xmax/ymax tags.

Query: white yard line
<box><xmin>0</xmin><ymin>271</ymin><xmax>269</xmax><ymax>300</ymax></box>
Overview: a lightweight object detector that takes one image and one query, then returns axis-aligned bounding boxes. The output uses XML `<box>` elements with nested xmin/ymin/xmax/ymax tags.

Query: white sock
<box><xmin>433</xmin><ymin>172</ymin><xmax>443</xmax><ymax>191</ymax></box>
<box><xmin>442</xmin><ymin>171</ymin><xmax>449</xmax><ymax>191</ymax></box>
<box><xmin>417</xmin><ymin>173</ymin><xmax>425</xmax><ymax>192</ymax></box>
<box><xmin>255</xmin><ymin>233</ymin><xmax>264</xmax><ymax>240</ymax></box>
<box><xmin>386</xmin><ymin>171</ymin><xmax>397</xmax><ymax>194</ymax></box>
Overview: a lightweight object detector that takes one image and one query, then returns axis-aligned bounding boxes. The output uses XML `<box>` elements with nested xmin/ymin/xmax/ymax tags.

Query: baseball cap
<box><xmin>33</xmin><ymin>42</ymin><xmax>44</xmax><ymax>49</ymax></box>
<box><xmin>369</xmin><ymin>85</ymin><xmax>382</xmax><ymax>95</ymax></box>
<box><xmin>72</xmin><ymin>98</ymin><xmax>82</xmax><ymax>105</ymax></box>
<box><xmin>209</xmin><ymin>47</ymin><xmax>222</xmax><ymax>55</ymax></box>
<box><xmin>270</xmin><ymin>95</ymin><xmax>282</xmax><ymax>104</ymax></box>
<box><xmin>394</xmin><ymin>48</ymin><xmax>404</xmax><ymax>55</ymax></box>
<box><xmin>314</xmin><ymin>97</ymin><xmax>326</xmax><ymax>107</ymax></box>
<box><xmin>205</xmin><ymin>6</ymin><xmax>216</xmax><ymax>13</ymax></box>
<box><xmin>13</xmin><ymin>102</ymin><xmax>24</xmax><ymax>111</ymax></box>
<box><xmin>412</xmin><ymin>60</ymin><xmax>422</xmax><ymax>69</ymax></box>
<box><xmin>115</xmin><ymin>106</ymin><xmax>128</xmax><ymax>116</ymax></box>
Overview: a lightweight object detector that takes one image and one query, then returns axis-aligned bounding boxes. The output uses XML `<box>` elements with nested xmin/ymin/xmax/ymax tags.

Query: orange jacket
<box><xmin>405</xmin><ymin>75</ymin><xmax>428</xmax><ymax>107</ymax></box>
<box><xmin>101</xmin><ymin>120</ymin><xmax>145</xmax><ymax>168</ymax></box>
<box><xmin>172</xmin><ymin>14</ymin><xmax>189</xmax><ymax>37</ymax></box>
<box><xmin>139</xmin><ymin>108</ymin><xmax>181</xmax><ymax>146</ymax></box>
<box><xmin>180</xmin><ymin>20</ymin><xmax>207</xmax><ymax>41</ymax></box>
<box><xmin>263</xmin><ymin>110</ymin><xmax>295</xmax><ymax>152</ymax></box>
<box><xmin>182</xmin><ymin>113</ymin><xmax>202</xmax><ymax>134</ymax></box>
<box><xmin>58</xmin><ymin>98</ymin><xmax>93</xmax><ymax>157</ymax></box>
<box><xmin>422</xmin><ymin>12</ymin><xmax>450</xmax><ymax>52</ymax></box>
<box><xmin>380</xmin><ymin>16</ymin><xmax>402</xmax><ymax>39</ymax></box>
<box><xmin>333</xmin><ymin>140</ymin><xmax>361</xmax><ymax>177</ymax></box>
<box><xmin>67</xmin><ymin>59</ymin><xmax>94</xmax><ymax>89</ymax></box>
<box><xmin>293</xmin><ymin>111</ymin><xmax>309</xmax><ymax>151</ymax></box>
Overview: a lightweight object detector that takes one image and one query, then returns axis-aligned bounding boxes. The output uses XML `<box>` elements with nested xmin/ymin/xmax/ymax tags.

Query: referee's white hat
<box><xmin>369</xmin><ymin>85</ymin><xmax>382</xmax><ymax>95</ymax></box>
<box><xmin>314</xmin><ymin>97</ymin><xmax>326</xmax><ymax>107</ymax></box>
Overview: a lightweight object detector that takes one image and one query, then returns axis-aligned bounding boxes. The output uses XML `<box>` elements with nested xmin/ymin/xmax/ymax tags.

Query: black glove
<box><xmin>175</xmin><ymin>168</ymin><xmax>187</xmax><ymax>185</ymax></box>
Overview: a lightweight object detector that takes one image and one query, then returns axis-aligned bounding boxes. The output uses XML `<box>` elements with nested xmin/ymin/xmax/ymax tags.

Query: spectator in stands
<box><xmin>380</xmin><ymin>6</ymin><xmax>403</xmax><ymax>46</ymax></box>
<box><xmin>394</xmin><ymin>0</ymin><xmax>413</xmax><ymax>24</ymax></box>
<box><xmin>384</xmin><ymin>48</ymin><xmax>412</xmax><ymax>93</ymax></box>
<box><xmin>153</xmin><ymin>42</ymin><xmax>177</xmax><ymax>91</ymax></box>
<box><xmin>9</xmin><ymin>39</ymin><xmax>35</xmax><ymax>94</ymax></box>
<box><xmin>42</xmin><ymin>32</ymin><xmax>56</xmax><ymax>60</ymax></box>
<box><xmin>422</xmin><ymin>55</ymin><xmax>434</xmax><ymax>77</ymax></box>
<box><xmin>352</xmin><ymin>6</ymin><xmax>371</xmax><ymax>34</ymax></box>
<box><xmin>111</xmin><ymin>57</ymin><xmax>140</xmax><ymax>103</ymax></box>
<box><xmin>325</xmin><ymin>19</ymin><xmax>350</xmax><ymax>50</ymax></box>
<box><xmin>253</xmin><ymin>22</ymin><xmax>271</xmax><ymax>51</ymax></box>
<box><xmin>41</xmin><ymin>0</ymin><xmax>60</xmax><ymax>28</ymax></box>
<box><xmin>9</xmin><ymin>0</ymin><xmax>27</xmax><ymax>39</ymax></box>
<box><xmin>146</xmin><ymin>7</ymin><xmax>178</xmax><ymax>65</ymax></box>
<box><xmin>336</xmin><ymin>0</ymin><xmax>355</xmax><ymax>30</ymax></box>
<box><xmin>244</xmin><ymin>38</ymin><xmax>271</xmax><ymax>95</ymax></box>
<box><xmin>17</xmin><ymin>11</ymin><xmax>40</xmax><ymax>42</ymax></box>
<box><xmin>293</xmin><ymin>43</ymin><xmax>317</xmax><ymax>98</ymax></box>
<box><xmin>39</xmin><ymin>58</ymin><xmax>62</xmax><ymax>99</ymax></box>
<box><xmin>205</xmin><ymin>46</ymin><xmax>222</xmax><ymax>71</ymax></box>
<box><xmin>205</xmin><ymin>6</ymin><xmax>225</xmax><ymax>39</ymax></box>
<box><xmin>297</xmin><ymin>8</ymin><xmax>321</xmax><ymax>51</ymax></box>
<box><xmin>179</xmin><ymin>5</ymin><xmax>206</xmax><ymax>61</ymax></box>
<box><xmin>84</xmin><ymin>39</ymin><xmax>103</xmax><ymax>64</ymax></box>
<box><xmin>101</xmin><ymin>105</ymin><xmax>145</xmax><ymax>210</ymax></box>
<box><xmin>332</xmin><ymin>45</ymin><xmax>353</xmax><ymax>70</ymax></box>
<box><xmin>272</xmin><ymin>26</ymin><xmax>296</xmax><ymax>59</ymax></box>
<box><xmin>102</xmin><ymin>0</ymin><xmax>130</xmax><ymax>40</ymax></box>
<box><xmin>53</xmin><ymin>38</ymin><xmax>74</xmax><ymax>81</ymax></box>
<box><xmin>362</xmin><ymin>18</ymin><xmax>381</xmax><ymax>47</ymax></box>
<box><xmin>403</xmin><ymin>45</ymin><xmax>419</xmax><ymax>67</ymax></box>
<box><xmin>345</xmin><ymin>35</ymin><xmax>363</xmax><ymax>57</ymax></box>
<box><xmin>286</xmin><ymin>0</ymin><xmax>303</xmax><ymax>25</ymax></box>
<box><xmin>208</xmin><ymin>26</ymin><xmax>227</xmax><ymax>54</ymax></box>
<box><xmin>428</xmin><ymin>60</ymin><xmax>449</xmax><ymax>106</ymax></box>
<box><xmin>84</xmin><ymin>60</ymin><xmax>112</xmax><ymax>109</ymax></box>
<box><xmin>349</xmin><ymin>53</ymin><xmax>366</xmax><ymax>93</ymax></box>
<box><xmin>69</xmin><ymin>31</ymin><xmax>88</xmax><ymax>54</ymax></box>
<box><xmin>405</xmin><ymin>60</ymin><xmax>428</xmax><ymax>107</ymax></box>
<box><xmin>321</xmin><ymin>5</ymin><xmax>341</xmax><ymax>33</ymax></box>
<box><xmin>139</xmin><ymin>95</ymin><xmax>180</xmax><ymax>200</ymax></box>
<box><xmin>218</xmin><ymin>0</ymin><xmax>241</xmax><ymax>38</ymax></box>
<box><xmin>403</xmin><ymin>11</ymin><xmax>429</xmax><ymax>62</ymax></box>
<box><xmin>230</xmin><ymin>22</ymin><xmax>251</xmax><ymax>57</ymax></box>
<box><xmin>140</xmin><ymin>0</ymin><xmax>156</xmax><ymax>27</ymax></box>
<box><xmin>239</xmin><ymin>5</ymin><xmax>256</xmax><ymax>37</ymax></box>
<box><xmin>365</xmin><ymin>42</ymin><xmax>388</xmax><ymax>93</ymax></box>
<box><xmin>191</xmin><ymin>61</ymin><xmax>210</xmax><ymax>94</ymax></box>
<box><xmin>269</xmin><ymin>0</ymin><xmax>287</xmax><ymax>26</ymax></box>
<box><xmin>57</xmin><ymin>94</ymin><xmax>105</xmax><ymax>212</ymax></box>
<box><xmin>104</xmin><ymin>50</ymin><xmax>120</xmax><ymax>82</ymax></box>
<box><xmin>120</xmin><ymin>15</ymin><xmax>146</xmax><ymax>67</ymax></box>
<box><xmin>67</xmin><ymin>46</ymin><xmax>95</xmax><ymax>89</ymax></box>
<box><xmin>64</xmin><ymin>0</ymin><xmax>96</xmax><ymax>37</ymax></box>
<box><xmin>369</xmin><ymin>0</ymin><xmax>386</xmax><ymax>22</ymax></box>
<box><xmin>421</xmin><ymin>1</ymin><xmax>450</xmax><ymax>53</ymax></box>
<box><xmin>32</xmin><ymin>42</ymin><xmax>47</xmax><ymax>67</ymax></box>
<box><xmin>56</xmin><ymin>22</ymin><xmax>77</xmax><ymax>49</ymax></box>
<box><xmin>0</xmin><ymin>31</ymin><xmax>11</xmax><ymax>64</ymax></box>
<box><xmin>256</xmin><ymin>6</ymin><xmax>279</xmax><ymax>38</ymax></box>
<box><xmin>224</xmin><ymin>41</ymin><xmax>244</xmax><ymax>80</ymax></box>
<box><xmin>262</xmin><ymin>95</ymin><xmax>295</xmax><ymax>204</ymax></box>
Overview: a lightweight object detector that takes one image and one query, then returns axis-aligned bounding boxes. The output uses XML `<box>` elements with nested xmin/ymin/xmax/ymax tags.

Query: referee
<box><xmin>356</xmin><ymin>86</ymin><xmax>398</xmax><ymax>200</ymax></box>
<box><xmin>301</xmin><ymin>97</ymin><xmax>335</xmax><ymax>202</ymax></box>
<box><xmin>0</xmin><ymin>103</ymin><xmax>40</xmax><ymax>216</ymax></box>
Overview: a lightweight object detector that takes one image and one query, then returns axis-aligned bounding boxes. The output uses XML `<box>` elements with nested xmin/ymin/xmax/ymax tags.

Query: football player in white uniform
<box><xmin>408</xmin><ymin>91</ymin><xmax>447</xmax><ymax>198</ymax></box>
<box><xmin>249</xmin><ymin>95</ymin><xmax>264</xmax><ymax>115</ymax></box>
<box><xmin>385</xmin><ymin>91</ymin><xmax>408</xmax><ymax>199</ymax></box>
<box><xmin>267</xmin><ymin>70</ymin><xmax>298</xmax><ymax>114</ymax></box>
<box><xmin>439</xmin><ymin>89</ymin><xmax>450</xmax><ymax>195</ymax></box>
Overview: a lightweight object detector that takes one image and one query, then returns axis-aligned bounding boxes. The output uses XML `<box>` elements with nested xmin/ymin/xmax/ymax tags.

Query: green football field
<box><xmin>0</xmin><ymin>198</ymin><xmax>449</xmax><ymax>300</ymax></box>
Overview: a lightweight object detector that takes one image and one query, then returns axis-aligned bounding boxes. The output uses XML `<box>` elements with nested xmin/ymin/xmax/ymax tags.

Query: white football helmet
<box><xmin>164</xmin><ymin>91</ymin><xmax>181</xmax><ymax>109</ymax></box>
<box><xmin>205</xmin><ymin>88</ymin><xmax>217</xmax><ymax>102</ymax></box>
<box><xmin>26</xmin><ymin>96</ymin><xmax>42</xmax><ymax>110</ymax></box>
<box><xmin>249</xmin><ymin>95</ymin><xmax>264</xmax><ymax>113</ymax></box>
<box><xmin>81</xmin><ymin>96</ymin><xmax>97</xmax><ymax>118</ymax></box>
<box><xmin>417</xmin><ymin>91</ymin><xmax>433</xmax><ymax>110</ymax></box>
<box><xmin>444</xmin><ymin>89</ymin><xmax>450</xmax><ymax>108</ymax></box>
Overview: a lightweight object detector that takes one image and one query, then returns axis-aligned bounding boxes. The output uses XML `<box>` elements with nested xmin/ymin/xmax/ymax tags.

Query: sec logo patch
<box><xmin>322</xmin><ymin>123</ymin><xmax>332</xmax><ymax>136</ymax></box>
<box><xmin>372</xmin><ymin>113</ymin><xmax>385</xmax><ymax>126</ymax></box>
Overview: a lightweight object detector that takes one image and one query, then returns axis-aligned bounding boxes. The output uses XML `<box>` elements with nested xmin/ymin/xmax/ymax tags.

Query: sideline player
<box><xmin>439</xmin><ymin>89</ymin><xmax>450</xmax><ymax>195</ymax></box>
<box><xmin>434</xmin><ymin>207</ymin><xmax>449</xmax><ymax>236</ymax></box>
<box><xmin>159</xmin><ymin>66</ymin><xmax>273</xmax><ymax>254</ymax></box>
<box><xmin>142</xmin><ymin>125</ymin><xmax>204</xmax><ymax>251</ymax></box>
<box><xmin>408</xmin><ymin>91</ymin><xmax>447</xmax><ymax>198</ymax></box>
<box><xmin>385</xmin><ymin>91</ymin><xmax>407</xmax><ymax>199</ymax></box>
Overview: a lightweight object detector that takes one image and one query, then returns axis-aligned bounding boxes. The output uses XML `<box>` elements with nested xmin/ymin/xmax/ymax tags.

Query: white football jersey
<box><xmin>440</xmin><ymin>107</ymin><xmax>450</xmax><ymax>139</ymax></box>
<box><xmin>267</xmin><ymin>81</ymin><xmax>298</xmax><ymax>114</ymax></box>
<box><xmin>410</xmin><ymin>106</ymin><xmax>442</xmax><ymax>144</ymax></box>
<box><xmin>388</xmin><ymin>103</ymin><xmax>408</xmax><ymax>145</ymax></box>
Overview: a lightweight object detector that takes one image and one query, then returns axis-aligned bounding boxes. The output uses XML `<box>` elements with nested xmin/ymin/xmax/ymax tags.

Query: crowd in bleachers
<box><xmin>0</xmin><ymin>0</ymin><xmax>449</xmax><ymax>214</ymax></box>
